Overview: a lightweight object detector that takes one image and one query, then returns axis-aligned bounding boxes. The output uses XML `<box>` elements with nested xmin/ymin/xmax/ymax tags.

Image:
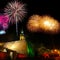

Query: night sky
<box><xmin>0</xmin><ymin>0</ymin><xmax>60</xmax><ymax>49</ymax></box>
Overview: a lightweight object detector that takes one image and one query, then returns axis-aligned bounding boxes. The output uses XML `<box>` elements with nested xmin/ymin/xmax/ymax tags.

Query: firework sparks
<box><xmin>4</xmin><ymin>1</ymin><xmax>27</xmax><ymax>36</ymax></box>
<box><xmin>0</xmin><ymin>15</ymin><xmax>9</xmax><ymax>30</ymax></box>
<box><xmin>27</xmin><ymin>15</ymin><xmax>59</xmax><ymax>34</ymax></box>
<box><xmin>4</xmin><ymin>1</ymin><xmax>26</xmax><ymax>23</ymax></box>
<box><xmin>40</xmin><ymin>16</ymin><xmax>59</xmax><ymax>34</ymax></box>
<box><xmin>27</xmin><ymin>15</ymin><xmax>41</xmax><ymax>32</ymax></box>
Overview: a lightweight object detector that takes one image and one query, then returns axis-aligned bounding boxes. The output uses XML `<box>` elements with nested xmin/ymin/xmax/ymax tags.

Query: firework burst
<box><xmin>27</xmin><ymin>15</ymin><xmax>59</xmax><ymax>34</ymax></box>
<box><xmin>4</xmin><ymin>1</ymin><xmax>26</xmax><ymax>23</ymax></box>
<box><xmin>0</xmin><ymin>15</ymin><xmax>9</xmax><ymax>30</ymax></box>
<box><xmin>40</xmin><ymin>16</ymin><xmax>59</xmax><ymax>34</ymax></box>
<box><xmin>4</xmin><ymin>1</ymin><xmax>27</xmax><ymax>36</ymax></box>
<box><xmin>27</xmin><ymin>15</ymin><xmax>41</xmax><ymax>32</ymax></box>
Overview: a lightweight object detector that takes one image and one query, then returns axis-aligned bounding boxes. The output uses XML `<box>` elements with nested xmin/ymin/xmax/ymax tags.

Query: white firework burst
<box><xmin>4</xmin><ymin>1</ymin><xmax>27</xmax><ymax>36</ymax></box>
<box><xmin>4</xmin><ymin>1</ymin><xmax>26</xmax><ymax>23</ymax></box>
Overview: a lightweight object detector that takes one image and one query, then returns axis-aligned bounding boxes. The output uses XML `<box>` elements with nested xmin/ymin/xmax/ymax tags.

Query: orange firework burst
<box><xmin>27</xmin><ymin>15</ymin><xmax>41</xmax><ymax>32</ymax></box>
<box><xmin>39</xmin><ymin>16</ymin><xmax>59</xmax><ymax>34</ymax></box>
<box><xmin>27</xmin><ymin>15</ymin><xmax>59</xmax><ymax>34</ymax></box>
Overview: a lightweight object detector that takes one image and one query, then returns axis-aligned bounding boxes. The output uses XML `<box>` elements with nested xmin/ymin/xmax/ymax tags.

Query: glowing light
<box><xmin>40</xmin><ymin>16</ymin><xmax>59</xmax><ymax>34</ymax></box>
<box><xmin>0</xmin><ymin>15</ymin><xmax>9</xmax><ymax>30</ymax></box>
<box><xmin>4</xmin><ymin>31</ymin><xmax>27</xmax><ymax>54</ymax></box>
<box><xmin>4</xmin><ymin>1</ymin><xmax>27</xmax><ymax>35</ymax></box>
<box><xmin>21</xmin><ymin>30</ymin><xmax>24</xmax><ymax>34</ymax></box>
<box><xmin>27</xmin><ymin>15</ymin><xmax>41</xmax><ymax>32</ymax></box>
<box><xmin>27</xmin><ymin>42</ymin><xmax>35</xmax><ymax>57</ymax></box>
<box><xmin>27</xmin><ymin>15</ymin><xmax>59</xmax><ymax>34</ymax></box>
<box><xmin>51</xmin><ymin>49</ymin><xmax>60</xmax><ymax>55</ymax></box>
<box><xmin>4</xmin><ymin>40</ymin><xmax>27</xmax><ymax>54</ymax></box>
<box><xmin>54</xmin><ymin>49</ymin><xmax>57</xmax><ymax>52</ymax></box>
<box><xmin>0</xmin><ymin>30</ymin><xmax>6</xmax><ymax>35</ymax></box>
<box><xmin>44</xmin><ymin>21</ymin><xmax>54</xmax><ymax>28</ymax></box>
<box><xmin>0</xmin><ymin>43</ymin><xmax>4</xmax><ymax>46</ymax></box>
<box><xmin>3</xmin><ymin>49</ymin><xmax>7</xmax><ymax>52</ymax></box>
<box><xmin>4</xmin><ymin>1</ymin><xmax>26</xmax><ymax>23</ymax></box>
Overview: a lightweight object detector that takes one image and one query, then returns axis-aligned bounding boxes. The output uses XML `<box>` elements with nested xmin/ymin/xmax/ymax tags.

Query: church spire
<box><xmin>20</xmin><ymin>30</ymin><xmax>25</xmax><ymax>41</ymax></box>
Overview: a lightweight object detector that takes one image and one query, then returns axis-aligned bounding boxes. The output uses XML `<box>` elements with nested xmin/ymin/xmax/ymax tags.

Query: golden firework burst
<box><xmin>27</xmin><ymin>15</ymin><xmax>41</xmax><ymax>32</ymax></box>
<box><xmin>27</xmin><ymin>15</ymin><xmax>59</xmax><ymax>34</ymax></box>
<box><xmin>39</xmin><ymin>15</ymin><xmax>59</xmax><ymax>34</ymax></box>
